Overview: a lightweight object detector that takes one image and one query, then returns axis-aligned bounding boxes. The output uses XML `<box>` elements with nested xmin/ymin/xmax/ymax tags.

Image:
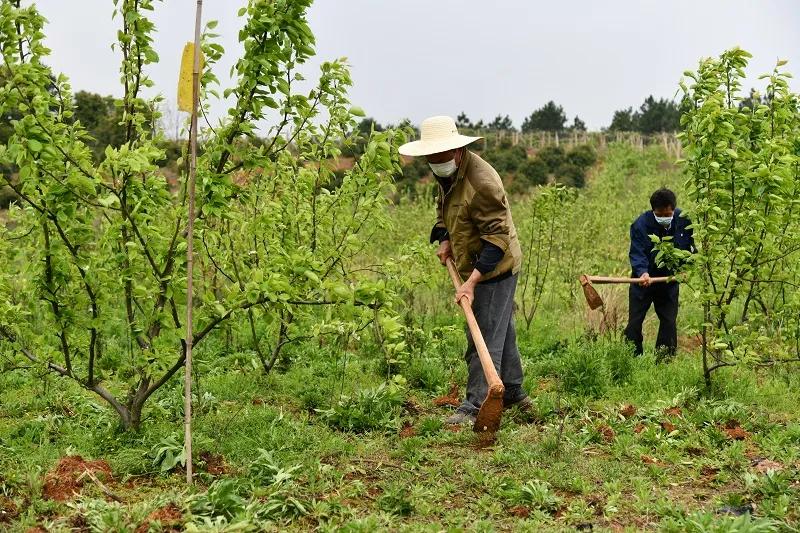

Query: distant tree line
<box><xmin>455</xmin><ymin>95</ymin><xmax>684</xmax><ymax>135</ymax></box>
<box><xmin>456</xmin><ymin>101</ymin><xmax>585</xmax><ymax>134</ymax></box>
<box><xmin>607</xmin><ymin>95</ymin><xmax>681</xmax><ymax>133</ymax></box>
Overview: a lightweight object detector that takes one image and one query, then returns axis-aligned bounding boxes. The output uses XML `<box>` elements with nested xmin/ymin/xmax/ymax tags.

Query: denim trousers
<box><xmin>459</xmin><ymin>273</ymin><xmax>526</xmax><ymax>415</ymax></box>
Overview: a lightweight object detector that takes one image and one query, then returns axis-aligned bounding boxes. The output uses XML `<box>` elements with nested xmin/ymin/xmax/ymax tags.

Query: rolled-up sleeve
<box><xmin>470</xmin><ymin>179</ymin><xmax>511</xmax><ymax>253</ymax></box>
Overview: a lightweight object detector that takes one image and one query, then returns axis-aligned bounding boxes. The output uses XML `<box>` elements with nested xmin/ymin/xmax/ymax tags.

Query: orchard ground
<box><xmin>1</xmin><ymin>146</ymin><xmax>799</xmax><ymax>532</ymax></box>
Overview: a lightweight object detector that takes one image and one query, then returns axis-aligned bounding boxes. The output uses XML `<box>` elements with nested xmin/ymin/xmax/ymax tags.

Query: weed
<box><xmin>660</xmin><ymin>511</ymin><xmax>778</xmax><ymax>532</ymax></box>
<box><xmin>505</xmin><ymin>479</ymin><xmax>562</xmax><ymax>513</ymax></box>
<box><xmin>150</xmin><ymin>435</ymin><xmax>186</xmax><ymax>474</ymax></box>
<box><xmin>318</xmin><ymin>379</ymin><xmax>405</xmax><ymax>433</ymax></box>
<box><xmin>188</xmin><ymin>479</ymin><xmax>247</xmax><ymax>519</ymax></box>
<box><xmin>559</xmin><ymin>342</ymin><xmax>611</xmax><ymax>397</ymax></box>
<box><xmin>248</xmin><ymin>449</ymin><xmax>300</xmax><ymax>486</ymax></box>
<box><xmin>377</xmin><ymin>482</ymin><xmax>414</xmax><ymax>516</ymax></box>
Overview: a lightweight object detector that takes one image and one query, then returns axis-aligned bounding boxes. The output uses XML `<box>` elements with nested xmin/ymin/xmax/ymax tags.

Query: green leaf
<box><xmin>27</xmin><ymin>139</ymin><xmax>43</xmax><ymax>153</ymax></box>
<box><xmin>98</xmin><ymin>195</ymin><xmax>119</xmax><ymax>208</ymax></box>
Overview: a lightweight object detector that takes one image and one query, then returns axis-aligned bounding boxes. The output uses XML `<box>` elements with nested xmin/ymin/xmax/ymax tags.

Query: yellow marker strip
<box><xmin>178</xmin><ymin>42</ymin><xmax>204</xmax><ymax>112</ymax></box>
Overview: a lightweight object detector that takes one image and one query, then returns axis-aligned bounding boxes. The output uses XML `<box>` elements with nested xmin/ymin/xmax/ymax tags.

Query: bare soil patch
<box><xmin>42</xmin><ymin>455</ymin><xmax>113</xmax><ymax>502</ymax></box>
<box><xmin>135</xmin><ymin>503</ymin><xmax>183</xmax><ymax>533</ymax></box>
<box><xmin>722</xmin><ymin>421</ymin><xmax>751</xmax><ymax>440</ymax></box>
<box><xmin>0</xmin><ymin>495</ymin><xmax>18</xmax><ymax>523</ymax></box>
<box><xmin>399</xmin><ymin>422</ymin><xmax>417</xmax><ymax>439</ymax></box>
<box><xmin>198</xmin><ymin>451</ymin><xmax>228</xmax><ymax>476</ymax></box>
<box><xmin>597</xmin><ymin>424</ymin><xmax>615</xmax><ymax>443</ymax></box>
<box><xmin>433</xmin><ymin>382</ymin><xmax>461</xmax><ymax>408</ymax></box>
<box><xmin>620</xmin><ymin>404</ymin><xmax>637</xmax><ymax>419</ymax></box>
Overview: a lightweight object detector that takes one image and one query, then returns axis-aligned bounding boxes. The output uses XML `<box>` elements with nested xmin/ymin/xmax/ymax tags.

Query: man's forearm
<box><xmin>463</xmin><ymin>268</ymin><xmax>483</xmax><ymax>287</ymax></box>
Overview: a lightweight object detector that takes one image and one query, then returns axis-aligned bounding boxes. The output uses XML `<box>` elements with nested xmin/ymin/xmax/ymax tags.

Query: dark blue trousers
<box><xmin>624</xmin><ymin>282</ymin><xmax>679</xmax><ymax>356</ymax></box>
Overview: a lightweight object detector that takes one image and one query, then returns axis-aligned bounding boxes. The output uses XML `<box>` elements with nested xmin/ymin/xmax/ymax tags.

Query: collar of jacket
<box><xmin>436</xmin><ymin>149</ymin><xmax>472</xmax><ymax>197</ymax></box>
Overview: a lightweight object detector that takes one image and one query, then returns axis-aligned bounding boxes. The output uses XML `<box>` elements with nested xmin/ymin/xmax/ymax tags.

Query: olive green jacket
<box><xmin>433</xmin><ymin>150</ymin><xmax>522</xmax><ymax>281</ymax></box>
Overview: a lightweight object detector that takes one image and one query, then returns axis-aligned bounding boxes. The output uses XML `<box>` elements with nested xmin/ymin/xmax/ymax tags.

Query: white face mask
<box><xmin>429</xmin><ymin>159</ymin><xmax>457</xmax><ymax>178</ymax></box>
<box><xmin>654</xmin><ymin>213</ymin><xmax>673</xmax><ymax>228</ymax></box>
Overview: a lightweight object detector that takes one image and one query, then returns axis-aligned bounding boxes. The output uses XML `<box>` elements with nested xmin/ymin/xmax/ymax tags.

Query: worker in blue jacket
<box><xmin>624</xmin><ymin>188</ymin><xmax>694</xmax><ymax>357</ymax></box>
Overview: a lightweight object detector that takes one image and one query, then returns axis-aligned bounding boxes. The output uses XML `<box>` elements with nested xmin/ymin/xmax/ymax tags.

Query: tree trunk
<box><xmin>702</xmin><ymin>302</ymin><xmax>711</xmax><ymax>388</ymax></box>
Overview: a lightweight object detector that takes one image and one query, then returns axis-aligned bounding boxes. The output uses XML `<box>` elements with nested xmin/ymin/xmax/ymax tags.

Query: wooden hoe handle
<box><xmin>583</xmin><ymin>275</ymin><xmax>674</xmax><ymax>285</ymax></box>
<box><xmin>446</xmin><ymin>259</ymin><xmax>504</xmax><ymax>392</ymax></box>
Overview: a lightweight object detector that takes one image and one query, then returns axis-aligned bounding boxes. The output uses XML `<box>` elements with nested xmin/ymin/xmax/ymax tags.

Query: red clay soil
<box><xmin>403</xmin><ymin>398</ymin><xmax>423</xmax><ymax>415</ymax></box>
<box><xmin>0</xmin><ymin>495</ymin><xmax>19</xmax><ymax>523</ymax></box>
<box><xmin>678</xmin><ymin>334</ymin><xmax>703</xmax><ymax>351</ymax></box>
<box><xmin>641</xmin><ymin>454</ymin><xmax>667</xmax><ymax>467</ymax></box>
<box><xmin>399</xmin><ymin>422</ymin><xmax>417</xmax><ymax>439</ymax></box>
<box><xmin>586</xmin><ymin>493</ymin><xmax>607</xmax><ymax>516</ymax></box>
<box><xmin>198</xmin><ymin>451</ymin><xmax>228</xmax><ymax>476</ymax></box>
<box><xmin>664</xmin><ymin>406</ymin><xmax>683</xmax><ymax>417</ymax></box>
<box><xmin>135</xmin><ymin>503</ymin><xmax>183</xmax><ymax>533</ymax></box>
<box><xmin>661</xmin><ymin>421</ymin><xmax>677</xmax><ymax>433</ymax></box>
<box><xmin>42</xmin><ymin>455</ymin><xmax>113</xmax><ymax>502</ymax></box>
<box><xmin>597</xmin><ymin>424</ymin><xmax>616</xmax><ymax>443</ymax></box>
<box><xmin>473</xmin><ymin>432</ymin><xmax>497</xmax><ymax>450</ymax></box>
<box><xmin>433</xmin><ymin>382</ymin><xmax>461</xmax><ymax>408</ymax></box>
<box><xmin>753</xmin><ymin>459</ymin><xmax>783</xmax><ymax>473</ymax></box>
<box><xmin>723</xmin><ymin>420</ymin><xmax>751</xmax><ymax>440</ymax></box>
<box><xmin>509</xmin><ymin>505</ymin><xmax>530</xmax><ymax>518</ymax></box>
<box><xmin>700</xmin><ymin>466</ymin><xmax>719</xmax><ymax>481</ymax></box>
<box><xmin>620</xmin><ymin>404</ymin><xmax>637</xmax><ymax>419</ymax></box>
<box><xmin>68</xmin><ymin>513</ymin><xmax>89</xmax><ymax>531</ymax></box>
<box><xmin>685</xmin><ymin>446</ymin><xmax>705</xmax><ymax>457</ymax></box>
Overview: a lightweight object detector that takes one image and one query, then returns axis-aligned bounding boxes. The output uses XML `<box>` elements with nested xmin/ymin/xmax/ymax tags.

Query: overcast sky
<box><xmin>30</xmin><ymin>1</ymin><xmax>800</xmax><ymax>131</ymax></box>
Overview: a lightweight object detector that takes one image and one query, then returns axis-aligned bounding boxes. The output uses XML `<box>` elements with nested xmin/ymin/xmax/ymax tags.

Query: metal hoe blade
<box><xmin>579</xmin><ymin>274</ymin><xmax>604</xmax><ymax>310</ymax></box>
<box><xmin>474</xmin><ymin>384</ymin><xmax>504</xmax><ymax>434</ymax></box>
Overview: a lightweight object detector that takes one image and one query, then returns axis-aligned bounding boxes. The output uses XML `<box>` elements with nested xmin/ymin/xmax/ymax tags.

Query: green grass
<box><xmin>2</xmin><ymin>334</ymin><xmax>799</xmax><ymax>531</ymax></box>
<box><xmin>1</xmin><ymin>145</ymin><xmax>799</xmax><ymax>531</ymax></box>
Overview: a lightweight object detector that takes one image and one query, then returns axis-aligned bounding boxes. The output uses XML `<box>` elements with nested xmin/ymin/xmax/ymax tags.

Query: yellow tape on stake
<box><xmin>178</xmin><ymin>42</ymin><xmax>203</xmax><ymax>112</ymax></box>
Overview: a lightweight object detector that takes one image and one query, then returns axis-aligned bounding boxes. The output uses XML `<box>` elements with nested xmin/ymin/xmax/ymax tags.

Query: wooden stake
<box><xmin>185</xmin><ymin>0</ymin><xmax>203</xmax><ymax>486</ymax></box>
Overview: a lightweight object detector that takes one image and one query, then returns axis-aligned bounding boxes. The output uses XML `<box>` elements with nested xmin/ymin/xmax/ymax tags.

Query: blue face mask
<box><xmin>654</xmin><ymin>213</ymin><xmax>673</xmax><ymax>228</ymax></box>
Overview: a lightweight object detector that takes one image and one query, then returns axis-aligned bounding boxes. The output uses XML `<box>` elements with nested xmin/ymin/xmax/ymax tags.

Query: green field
<box><xmin>2</xmin><ymin>146</ymin><xmax>799</xmax><ymax>532</ymax></box>
<box><xmin>3</xmin><ymin>2</ymin><xmax>800</xmax><ymax>531</ymax></box>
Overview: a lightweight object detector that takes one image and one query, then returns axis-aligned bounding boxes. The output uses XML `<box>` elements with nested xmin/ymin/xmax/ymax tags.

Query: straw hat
<box><xmin>398</xmin><ymin>115</ymin><xmax>482</xmax><ymax>157</ymax></box>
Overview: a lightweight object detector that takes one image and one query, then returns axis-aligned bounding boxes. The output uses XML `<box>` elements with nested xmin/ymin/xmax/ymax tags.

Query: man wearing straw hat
<box><xmin>399</xmin><ymin>116</ymin><xmax>531</xmax><ymax>425</ymax></box>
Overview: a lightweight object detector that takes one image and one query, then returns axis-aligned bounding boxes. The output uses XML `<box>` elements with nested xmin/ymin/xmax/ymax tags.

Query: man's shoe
<box><xmin>504</xmin><ymin>396</ymin><xmax>533</xmax><ymax>412</ymax></box>
<box><xmin>445</xmin><ymin>411</ymin><xmax>476</xmax><ymax>425</ymax></box>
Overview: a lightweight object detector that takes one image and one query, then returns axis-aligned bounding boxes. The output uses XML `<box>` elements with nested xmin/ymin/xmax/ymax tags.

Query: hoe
<box><xmin>580</xmin><ymin>274</ymin><xmax>676</xmax><ymax>310</ymax></box>
<box><xmin>446</xmin><ymin>258</ymin><xmax>504</xmax><ymax>434</ymax></box>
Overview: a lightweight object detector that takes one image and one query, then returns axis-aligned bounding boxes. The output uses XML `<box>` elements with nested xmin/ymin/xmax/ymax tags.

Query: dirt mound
<box><xmin>597</xmin><ymin>424</ymin><xmax>615</xmax><ymax>443</ymax></box>
<box><xmin>433</xmin><ymin>382</ymin><xmax>461</xmax><ymax>408</ymax></box>
<box><xmin>198</xmin><ymin>451</ymin><xmax>228</xmax><ymax>476</ymax></box>
<box><xmin>135</xmin><ymin>503</ymin><xmax>183</xmax><ymax>533</ymax></box>
<box><xmin>641</xmin><ymin>454</ymin><xmax>667</xmax><ymax>467</ymax></box>
<box><xmin>509</xmin><ymin>505</ymin><xmax>530</xmax><ymax>518</ymax></box>
<box><xmin>403</xmin><ymin>398</ymin><xmax>422</xmax><ymax>415</ymax></box>
<box><xmin>722</xmin><ymin>420</ymin><xmax>750</xmax><ymax>440</ymax></box>
<box><xmin>42</xmin><ymin>455</ymin><xmax>113</xmax><ymax>502</ymax></box>
<box><xmin>661</xmin><ymin>421</ymin><xmax>676</xmax><ymax>433</ymax></box>
<box><xmin>620</xmin><ymin>404</ymin><xmax>637</xmax><ymax>419</ymax></box>
<box><xmin>0</xmin><ymin>495</ymin><xmax>18</xmax><ymax>523</ymax></box>
<box><xmin>752</xmin><ymin>458</ymin><xmax>783</xmax><ymax>473</ymax></box>
<box><xmin>399</xmin><ymin>422</ymin><xmax>417</xmax><ymax>439</ymax></box>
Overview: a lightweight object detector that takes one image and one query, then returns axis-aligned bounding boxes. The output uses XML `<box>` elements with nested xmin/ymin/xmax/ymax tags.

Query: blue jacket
<box><xmin>629</xmin><ymin>208</ymin><xmax>694</xmax><ymax>278</ymax></box>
